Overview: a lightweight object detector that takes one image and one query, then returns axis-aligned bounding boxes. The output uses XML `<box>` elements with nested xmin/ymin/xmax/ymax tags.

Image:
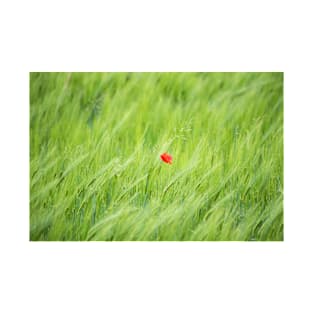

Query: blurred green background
<box><xmin>30</xmin><ymin>72</ymin><xmax>283</xmax><ymax>241</ymax></box>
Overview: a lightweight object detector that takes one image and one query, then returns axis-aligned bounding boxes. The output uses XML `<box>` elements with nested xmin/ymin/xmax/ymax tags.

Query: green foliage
<box><xmin>30</xmin><ymin>72</ymin><xmax>283</xmax><ymax>241</ymax></box>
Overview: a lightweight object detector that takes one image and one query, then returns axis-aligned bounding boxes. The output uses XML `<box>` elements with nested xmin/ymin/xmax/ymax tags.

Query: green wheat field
<box><xmin>30</xmin><ymin>72</ymin><xmax>283</xmax><ymax>241</ymax></box>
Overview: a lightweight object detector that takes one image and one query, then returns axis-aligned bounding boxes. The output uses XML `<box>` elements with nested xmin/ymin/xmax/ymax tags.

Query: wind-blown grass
<box><xmin>30</xmin><ymin>72</ymin><xmax>283</xmax><ymax>241</ymax></box>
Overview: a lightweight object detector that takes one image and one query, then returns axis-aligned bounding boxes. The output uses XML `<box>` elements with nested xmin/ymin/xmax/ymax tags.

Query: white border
<box><xmin>1</xmin><ymin>1</ymin><xmax>313</xmax><ymax>312</ymax></box>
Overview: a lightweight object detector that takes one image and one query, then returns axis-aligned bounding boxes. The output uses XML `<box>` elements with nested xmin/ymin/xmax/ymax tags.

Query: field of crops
<box><xmin>30</xmin><ymin>72</ymin><xmax>283</xmax><ymax>241</ymax></box>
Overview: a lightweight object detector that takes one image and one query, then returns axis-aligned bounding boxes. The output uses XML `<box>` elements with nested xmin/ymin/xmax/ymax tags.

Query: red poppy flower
<box><xmin>160</xmin><ymin>152</ymin><xmax>173</xmax><ymax>164</ymax></box>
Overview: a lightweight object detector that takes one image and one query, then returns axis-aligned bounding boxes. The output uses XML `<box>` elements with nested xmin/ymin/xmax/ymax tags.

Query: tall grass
<box><xmin>30</xmin><ymin>72</ymin><xmax>283</xmax><ymax>241</ymax></box>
